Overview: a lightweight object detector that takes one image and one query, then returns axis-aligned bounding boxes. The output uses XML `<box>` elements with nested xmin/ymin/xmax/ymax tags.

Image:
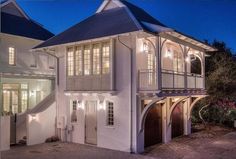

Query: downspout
<box><xmin>118</xmin><ymin>35</ymin><xmax>134</xmax><ymax>153</ymax></box>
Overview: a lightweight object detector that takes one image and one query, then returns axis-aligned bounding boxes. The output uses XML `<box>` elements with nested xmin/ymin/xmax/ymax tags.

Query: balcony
<box><xmin>138</xmin><ymin>69</ymin><xmax>204</xmax><ymax>92</ymax></box>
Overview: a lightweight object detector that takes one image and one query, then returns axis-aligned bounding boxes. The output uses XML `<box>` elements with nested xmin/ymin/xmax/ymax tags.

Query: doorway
<box><xmin>85</xmin><ymin>101</ymin><xmax>97</xmax><ymax>145</ymax></box>
<box><xmin>144</xmin><ymin>103</ymin><xmax>162</xmax><ymax>147</ymax></box>
<box><xmin>171</xmin><ymin>102</ymin><xmax>184</xmax><ymax>138</ymax></box>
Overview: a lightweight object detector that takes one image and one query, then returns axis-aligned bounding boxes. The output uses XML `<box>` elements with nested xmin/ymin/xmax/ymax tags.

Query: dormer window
<box><xmin>8</xmin><ymin>47</ymin><xmax>16</xmax><ymax>65</ymax></box>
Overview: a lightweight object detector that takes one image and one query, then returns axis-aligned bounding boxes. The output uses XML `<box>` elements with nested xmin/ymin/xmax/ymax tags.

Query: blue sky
<box><xmin>12</xmin><ymin>0</ymin><xmax>236</xmax><ymax>52</ymax></box>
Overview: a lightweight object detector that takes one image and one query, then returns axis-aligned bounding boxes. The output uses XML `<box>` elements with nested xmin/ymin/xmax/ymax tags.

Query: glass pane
<box><xmin>3</xmin><ymin>91</ymin><xmax>10</xmax><ymax>113</ymax></box>
<box><xmin>11</xmin><ymin>91</ymin><xmax>18</xmax><ymax>114</ymax></box>
<box><xmin>21</xmin><ymin>90</ymin><xmax>28</xmax><ymax>113</ymax></box>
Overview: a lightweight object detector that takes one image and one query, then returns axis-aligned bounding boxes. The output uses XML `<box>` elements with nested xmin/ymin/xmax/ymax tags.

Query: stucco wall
<box><xmin>0</xmin><ymin>116</ymin><xmax>10</xmax><ymax>151</ymax></box>
<box><xmin>0</xmin><ymin>33</ymin><xmax>55</xmax><ymax>76</ymax></box>
<box><xmin>27</xmin><ymin>102</ymin><xmax>56</xmax><ymax>146</ymax></box>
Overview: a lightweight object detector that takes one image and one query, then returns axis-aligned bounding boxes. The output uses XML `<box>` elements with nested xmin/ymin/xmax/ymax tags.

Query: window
<box><xmin>21</xmin><ymin>91</ymin><xmax>28</xmax><ymax>113</ymax></box>
<box><xmin>102</xmin><ymin>43</ymin><xmax>110</xmax><ymax>74</ymax></box>
<box><xmin>71</xmin><ymin>100</ymin><xmax>78</xmax><ymax>123</ymax></box>
<box><xmin>173</xmin><ymin>51</ymin><xmax>183</xmax><ymax>72</ymax></box>
<box><xmin>106</xmin><ymin>101</ymin><xmax>114</xmax><ymax>126</ymax></box>
<box><xmin>75</xmin><ymin>47</ymin><xmax>83</xmax><ymax>75</ymax></box>
<box><xmin>84</xmin><ymin>46</ymin><xmax>91</xmax><ymax>75</ymax></box>
<box><xmin>9</xmin><ymin>47</ymin><xmax>15</xmax><ymax>65</ymax></box>
<box><xmin>67</xmin><ymin>47</ymin><xmax>74</xmax><ymax>76</ymax></box>
<box><xmin>93</xmin><ymin>44</ymin><xmax>100</xmax><ymax>75</ymax></box>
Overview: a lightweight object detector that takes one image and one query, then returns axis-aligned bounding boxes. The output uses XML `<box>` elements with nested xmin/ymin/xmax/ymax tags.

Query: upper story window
<box><xmin>75</xmin><ymin>47</ymin><xmax>83</xmax><ymax>75</ymax></box>
<box><xmin>102</xmin><ymin>43</ymin><xmax>110</xmax><ymax>74</ymax></box>
<box><xmin>8</xmin><ymin>47</ymin><xmax>16</xmax><ymax>65</ymax></box>
<box><xmin>173</xmin><ymin>51</ymin><xmax>184</xmax><ymax>73</ymax></box>
<box><xmin>84</xmin><ymin>46</ymin><xmax>91</xmax><ymax>75</ymax></box>
<box><xmin>93</xmin><ymin>44</ymin><xmax>100</xmax><ymax>75</ymax></box>
<box><xmin>67</xmin><ymin>47</ymin><xmax>74</xmax><ymax>76</ymax></box>
<box><xmin>66</xmin><ymin>41</ymin><xmax>111</xmax><ymax>77</ymax></box>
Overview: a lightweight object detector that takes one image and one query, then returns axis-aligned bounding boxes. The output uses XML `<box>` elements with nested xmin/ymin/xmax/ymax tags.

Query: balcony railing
<box><xmin>138</xmin><ymin>69</ymin><xmax>204</xmax><ymax>91</ymax></box>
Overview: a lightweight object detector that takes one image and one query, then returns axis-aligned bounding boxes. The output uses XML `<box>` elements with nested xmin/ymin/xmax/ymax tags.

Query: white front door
<box><xmin>85</xmin><ymin>101</ymin><xmax>97</xmax><ymax>145</ymax></box>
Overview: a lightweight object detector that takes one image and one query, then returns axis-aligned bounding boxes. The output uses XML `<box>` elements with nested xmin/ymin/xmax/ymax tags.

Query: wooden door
<box><xmin>85</xmin><ymin>101</ymin><xmax>97</xmax><ymax>145</ymax></box>
<box><xmin>145</xmin><ymin>104</ymin><xmax>162</xmax><ymax>147</ymax></box>
<box><xmin>171</xmin><ymin>103</ymin><xmax>184</xmax><ymax>138</ymax></box>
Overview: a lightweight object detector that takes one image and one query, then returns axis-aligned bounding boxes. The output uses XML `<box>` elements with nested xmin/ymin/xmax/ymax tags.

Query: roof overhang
<box><xmin>161</xmin><ymin>31</ymin><xmax>216</xmax><ymax>52</ymax></box>
<box><xmin>1</xmin><ymin>0</ymin><xmax>30</xmax><ymax>20</ymax></box>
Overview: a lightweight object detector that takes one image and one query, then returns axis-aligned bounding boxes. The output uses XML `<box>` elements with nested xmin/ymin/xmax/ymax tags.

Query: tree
<box><xmin>194</xmin><ymin>40</ymin><xmax>236</xmax><ymax>127</ymax></box>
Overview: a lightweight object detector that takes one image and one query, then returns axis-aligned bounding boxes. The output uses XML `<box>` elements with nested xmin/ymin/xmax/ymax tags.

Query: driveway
<box><xmin>1</xmin><ymin>126</ymin><xmax>236</xmax><ymax>159</ymax></box>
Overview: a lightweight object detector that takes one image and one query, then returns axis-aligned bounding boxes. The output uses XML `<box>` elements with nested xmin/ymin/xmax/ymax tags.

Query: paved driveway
<box><xmin>1</xmin><ymin>127</ymin><xmax>236</xmax><ymax>159</ymax></box>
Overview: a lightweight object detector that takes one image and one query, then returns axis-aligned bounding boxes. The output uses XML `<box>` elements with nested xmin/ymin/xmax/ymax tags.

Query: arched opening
<box><xmin>190</xmin><ymin>55</ymin><xmax>202</xmax><ymax>75</ymax></box>
<box><xmin>162</xmin><ymin>41</ymin><xmax>184</xmax><ymax>73</ymax></box>
<box><xmin>144</xmin><ymin>103</ymin><xmax>162</xmax><ymax>147</ymax></box>
<box><xmin>171</xmin><ymin>102</ymin><xmax>184</xmax><ymax>138</ymax></box>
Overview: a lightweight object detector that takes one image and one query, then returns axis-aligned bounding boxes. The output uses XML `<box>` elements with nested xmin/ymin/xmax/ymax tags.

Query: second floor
<box><xmin>0</xmin><ymin>33</ymin><xmax>56</xmax><ymax>76</ymax></box>
<box><xmin>48</xmin><ymin>31</ymin><xmax>214</xmax><ymax>93</ymax></box>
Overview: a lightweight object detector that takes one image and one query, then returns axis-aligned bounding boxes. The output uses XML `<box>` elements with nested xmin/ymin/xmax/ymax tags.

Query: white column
<box><xmin>166</xmin><ymin>98</ymin><xmax>172</xmax><ymax>142</ymax></box>
<box><xmin>184</xmin><ymin>97</ymin><xmax>192</xmax><ymax>135</ymax></box>
<box><xmin>162</xmin><ymin>102</ymin><xmax>168</xmax><ymax>143</ymax></box>
<box><xmin>155</xmin><ymin>36</ymin><xmax>162</xmax><ymax>91</ymax></box>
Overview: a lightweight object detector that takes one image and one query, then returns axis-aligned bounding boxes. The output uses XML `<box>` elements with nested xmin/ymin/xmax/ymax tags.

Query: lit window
<box><xmin>173</xmin><ymin>51</ymin><xmax>183</xmax><ymax>73</ymax></box>
<box><xmin>9</xmin><ymin>47</ymin><xmax>15</xmax><ymax>65</ymax></box>
<box><xmin>84</xmin><ymin>46</ymin><xmax>91</xmax><ymax>75</ymax></box>
<box><xmin>75</xmin><ymin>47</ymin><xmax>83</xmax><ymax>75</ymax></box>
<box><xmin>102</xmin><ymin>43</ymin><xmax>110</xmax><ymax>74</ymax></box>
<box><xmin>93</xmin><ymin>44</ymin><xmax>100</xmax><ymax>75</ymax></box>
<box><xmin>21</xmin><ymin>91</ymin><xmax>28</xmax><ymax>113</ymax></box>
<box><xmin>106</xmin><ymin>101</ymin><xmax>114</xmax><ymax>126</ymax></box>
<box><xmin>67</xmin><ymin>47</ymin><xmax>74</xmax><ymax>76</ymax></box>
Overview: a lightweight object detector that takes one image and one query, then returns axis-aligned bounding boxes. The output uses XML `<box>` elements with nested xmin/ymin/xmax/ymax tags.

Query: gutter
<box><xmin>118</xmin><ymin>35</ymin><xmax>134</xmax><ymax>153</ymax></box>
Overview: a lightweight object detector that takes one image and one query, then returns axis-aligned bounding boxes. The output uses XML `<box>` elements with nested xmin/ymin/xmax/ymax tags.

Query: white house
<box><xmin>0</xmin><ymin>0</ymin><xmax>56</xmax><ymax>150</ymax></box>
<box><xmin>32</xmin><ymin>0</ymin><xmax>216</xmax><ymax>153</ymax></box>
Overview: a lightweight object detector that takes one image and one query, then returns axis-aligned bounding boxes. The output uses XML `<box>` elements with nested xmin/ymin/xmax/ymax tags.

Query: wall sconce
<box><xmin>185</xmin><ymin>55</ymin><xmax>190</xmax><ymax>63</ymax></box>
<box><xmin>30</xmin><ymin>91</ymin><xmax>36</xmax><ymax>97</ymax></box>
<box><xmin>77</xmin><ymin>101</ymin><xmax>84</xmax><ymax>110</ymax></box>
<box><xmin>142</xmin><ymin>42</ymin><xmax>149</xmax><ymax>53</ymax></box>
<box><xmin>165</xmin><ymin>49</ymin><xmax>173</xmax><ymax>58</ymax></box>
<box><xmin>99</xmin><ymin>101</ymin><xmax>106</xmax><ymax>110</ymax></box>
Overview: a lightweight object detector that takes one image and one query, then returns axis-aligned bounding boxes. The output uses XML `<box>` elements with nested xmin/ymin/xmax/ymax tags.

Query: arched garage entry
<box><xmin>144</xmin><ymin>103</ymin><xmax>162</xmax><ymax>147</ymax></box>
<box><xmin>171</xmin><ymin>102</ymin><xmax>184</xmax><ymax>138</ymax></box>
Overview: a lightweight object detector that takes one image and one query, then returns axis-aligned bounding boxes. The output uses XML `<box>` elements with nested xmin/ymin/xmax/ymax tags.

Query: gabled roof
<box><xmin>33</xmin><ymin>0</ymin><xmax>215</xmax><ymax>51</ymax></box>
<box><xmin>34</xmin><ymin>7</ymin><xmax>140</xmax><ymax>49</ymax></box>
<box><xmin>1</xmin><ymin>0</ymin><xmax>54</xmax><ymax>40</ymax></box>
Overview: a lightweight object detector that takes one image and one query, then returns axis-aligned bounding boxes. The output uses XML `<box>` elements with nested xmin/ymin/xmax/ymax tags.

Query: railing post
<box><xmin>184</xmin><ymin>46</ymin><xmax>188</xmax><ymax>91</ymax></box>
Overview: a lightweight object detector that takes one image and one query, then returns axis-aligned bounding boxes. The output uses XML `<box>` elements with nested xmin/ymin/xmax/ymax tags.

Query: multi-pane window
<box><xmin>21</xmin><ymin>91</ymin><xmax>28</xmax><ymax>113</ymax></box>
<box><xmin>102</xmin><ymin>43</ymin><xmax>110</xmax><ymax>74</ymax></box>
<box><xmin>106</xmin><ymin>101</ymin><xmax>114</xmax><ymax>126</ymax></box>
<box><xmin>93</xmin><ymin>44</ymin><xmax>100</xmax><ymax>75</ymax></box>
<box><xmin>173</xmin><ymin>51</ymin><xmax>183</xmax><ymax>72</ymax></box>
<box><xmin>67</xmin><ymin>47</ymin><xmax>74</xmax><ymax>76</ymax></box>
<box><xmin>71</xmin><ymin>100</ymin><xmax>78</xmax><ymax>123</ymax></box>
<box><xmin>9</xmin><ymin>47</ymin><xmax>15</xmax><ymax>65</ymax></box>
<box><xmin>84</xmin><ymin>46</ymin><xmax>91</xmax><ymax>75</ymax></box>
<box><xmin>75</xmin><ymin>47</ymin><xmax>83</xmax><ymax>75</ymax></box>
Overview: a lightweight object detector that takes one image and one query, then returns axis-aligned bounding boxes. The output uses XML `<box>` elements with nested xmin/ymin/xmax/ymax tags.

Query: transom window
<box><xmin>67</xmin><ymin>47</ymin><xmax>74</xmax><ymax>76</ymax></box>
<box><xmin>102</xmin><ymin>43</ymin><xmax>110</xmax><ymax>74</ymax></box>
<box><xmin>8</xmin><ymin>47</ymin><xmax>16</xmax><ymax>65</ymax></box>
<box><xmin>106</xmin><ymin>101</ymin><xmax>114</xmax><ymax>126</ymax></box>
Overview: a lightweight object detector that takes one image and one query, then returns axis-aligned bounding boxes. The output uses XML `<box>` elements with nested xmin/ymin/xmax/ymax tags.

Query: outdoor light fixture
<box><xmin>185</xmin><ymin>55</ymin><xmax>190</xmax><ymax>63</ymax></box>
<box><xmin>142</xmin><ymin>42</ymin><xmax>149</xmax><ymax>53</ymax></box>
<box><xmin>165</xmin><ymin>48</ymin><xmax>173</xmax><ymax>58</ymax></box>
<box><xmin>77</xmin><ymin>101</ymin><xmax>84</xmax><ymax>110</ymax></box>
<box><xmin>30</xmin><ymin>90</ymin><xmax>36</xmax><ymax>97</ymax></box>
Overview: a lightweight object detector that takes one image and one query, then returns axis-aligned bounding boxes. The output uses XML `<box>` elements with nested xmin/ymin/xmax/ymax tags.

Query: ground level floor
<box><xmin>2</xmin><ymin>125</ymin><xmax>235</xmax><ymax>159</ymax></box>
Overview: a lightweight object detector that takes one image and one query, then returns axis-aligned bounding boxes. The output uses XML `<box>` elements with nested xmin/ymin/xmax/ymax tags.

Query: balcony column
<box><xmin>202</xmin><ymin>52</ymin><xmax>206</xmax><ymax>90</ymax></box>
<box><xmin>184</xmin><ymin>46</ymin><xmax>188</xmax><ymax>91</ymax></box>
<box><xmin>156</xmin><ymin>36</ymin><xmax>162</xmax><ymax>91</ymax></box>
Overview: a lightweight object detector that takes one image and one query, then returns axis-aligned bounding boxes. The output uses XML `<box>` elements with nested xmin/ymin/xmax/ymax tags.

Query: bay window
<box><xmin>75</xmin><ymin>47</ymin><xmax>83</xmax><ymax>75</ymax></box>
<box><xmin>102</xmin><ymin>43</ymin><xmax>110</xmax><ymax>74</ymax></box>
<box><xmin>67</xmin><ymin>47</ymin><xmax>74</xmax><ymax>76</ymax></box>
<box><xmin>84</xmin><ymin>46</ymin><xmax>91</xmax><ymax>75</ymax></box>
<box><xmin>93</xmin><ymin>44</ymin><xmax>100</xmax><ymax>75</ymax></box>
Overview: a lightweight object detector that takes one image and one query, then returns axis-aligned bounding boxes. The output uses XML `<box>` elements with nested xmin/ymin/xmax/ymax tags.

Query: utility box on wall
<box><xmin>0</xmin><ymin>116</ymin><xmax>10</xmax><ymax>151</ymax></box>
